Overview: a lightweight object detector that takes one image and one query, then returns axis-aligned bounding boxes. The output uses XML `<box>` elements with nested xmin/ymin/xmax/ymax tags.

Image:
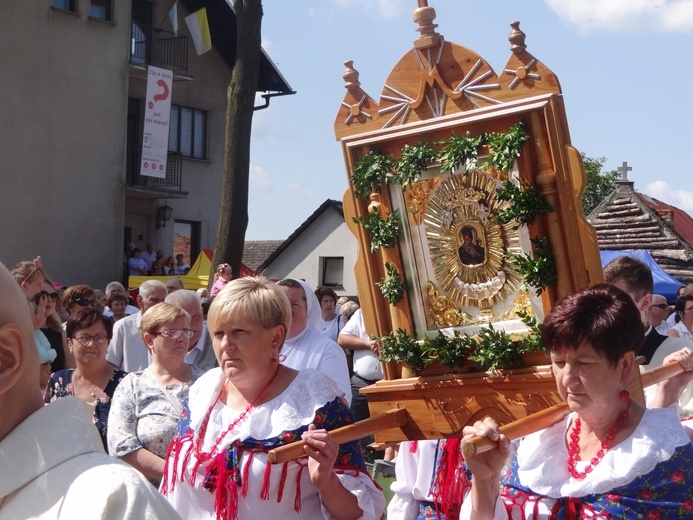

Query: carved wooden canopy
<box><xmin>335</xmin><ymin>5</ymin><xmax>560</xmax><ymax>140</ymax></box>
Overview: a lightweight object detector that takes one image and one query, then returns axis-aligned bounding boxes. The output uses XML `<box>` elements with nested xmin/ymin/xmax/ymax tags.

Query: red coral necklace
<box><xmin>567</xmin><ymin>397</ymin><xmax>631</xmax><ymax>480</ymax></box>
<box><xmin>194</xmin><ymin>364</ymin><xmax>280</xmax><ymax>463</ymax></box>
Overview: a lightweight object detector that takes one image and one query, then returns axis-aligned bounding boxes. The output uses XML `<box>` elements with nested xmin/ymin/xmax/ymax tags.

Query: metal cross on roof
<box><xmin>618</xmin><ymin>161</ymin><xmax>632</xmax><ymax>181</ymax></box>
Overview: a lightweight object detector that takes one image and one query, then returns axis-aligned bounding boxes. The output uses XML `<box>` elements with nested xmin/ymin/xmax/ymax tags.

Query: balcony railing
<box><xmin>130</xmin><ymin>22</ymin><xmax>188</xmax><ymax>75</ymax></box>
<box><xmin>127</xmin><ymin>144</ymin><xmax>183</xmax><ymax>192</ymax></box>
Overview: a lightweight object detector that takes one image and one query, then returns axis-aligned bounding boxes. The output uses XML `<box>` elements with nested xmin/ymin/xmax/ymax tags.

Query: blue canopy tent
<box><xmin>600</xmin><ymin>250</ymin><xmax>684</xmax><ymax>302</ymax></box>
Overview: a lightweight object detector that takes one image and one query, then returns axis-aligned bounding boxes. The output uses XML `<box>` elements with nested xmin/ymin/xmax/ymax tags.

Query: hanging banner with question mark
<box><xmin>140</xmin><ymin>66</ymin><xmax>173</xmax><ymax>179</ymax></box>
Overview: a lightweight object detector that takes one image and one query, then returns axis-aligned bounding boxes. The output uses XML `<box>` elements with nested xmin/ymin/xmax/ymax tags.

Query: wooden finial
<box><xmin>413</xmin><ymin>1</ymin><xmax>441</xmax><ymax>49</ymax></box>
<box><xmin>508</xmin><ymin>21</ymin><xmax>527</xmax><ymax>54</ymax></box>
<box><xmin>342</xmin><ymin>60</ymin><xmax>361</xmax><ymax>91</ymax></box>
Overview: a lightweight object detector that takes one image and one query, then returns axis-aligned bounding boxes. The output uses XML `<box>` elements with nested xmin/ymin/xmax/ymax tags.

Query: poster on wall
<box><xmin>140</xmin><ymin>65</ymin><xmax>173</xmax><ymax>179</ymax></box>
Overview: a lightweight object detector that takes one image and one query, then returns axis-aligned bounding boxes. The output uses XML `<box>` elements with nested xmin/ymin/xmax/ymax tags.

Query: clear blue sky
<box><xmin>244</xmin><ymin>0</ymin><xmax>693</xmax><ymax>240</ymax></box>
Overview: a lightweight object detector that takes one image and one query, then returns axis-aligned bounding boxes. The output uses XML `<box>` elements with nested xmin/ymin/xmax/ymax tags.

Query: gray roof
<box><xmin>242</xmin><ymin>240</ymin><xmax>283</xmax><ymax>272</ymax></box>
<box><xmin>586</xmin><ymin>180</ymin><xmax>693</xmax><ymax>283</ymax></box>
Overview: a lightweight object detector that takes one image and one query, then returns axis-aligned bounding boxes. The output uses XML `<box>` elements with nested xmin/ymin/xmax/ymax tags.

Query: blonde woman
<box><xmin>108</xmin><ymin>302</ymin><xmax>207</xmax><ymax>486</ymax></box>
<box><xmin>162</xmin><ymin>276</ymin><xmax>385</xmax><ymax>520</ymax></box>
<box><xmin>11</xmin><ymin>258</ymin><xmax>56</xmax><ymax>388</ymax></box>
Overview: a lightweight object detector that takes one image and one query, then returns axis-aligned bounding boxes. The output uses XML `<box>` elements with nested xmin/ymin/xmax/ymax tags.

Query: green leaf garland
<box><xmin>352</xmin><ymin>210</ymin><xmax>401</xmax><ymax>252</ymax></box>
<box><xmin>376</xmin><ymin>262</ymin><xmax>405</xmax><ymax>305</ymax></box>
<box><xmin>392</xmin><ymin>140</ymin><xmax>438</xmax><ymax>187</ymax></box>
<box><xmin>494</xmin><ymin>180</ymin><xmax>554</xmax><ymax>227</ymax></box>
<box><xmin>350</xmin><ymin>151</ymin><xmax>395</xmax><ymax>198</ymax></box>
<box><xmin>507</xmin><ymin>237</ymin><xmax>557</xmax><ymax>295</ymax></box>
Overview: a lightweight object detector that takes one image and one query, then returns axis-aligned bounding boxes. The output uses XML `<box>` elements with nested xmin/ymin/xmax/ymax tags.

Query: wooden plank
<box><xmin>267</xmin><ymin>408</ymin><xmax>409</xmax><ymax>464</ymax></box>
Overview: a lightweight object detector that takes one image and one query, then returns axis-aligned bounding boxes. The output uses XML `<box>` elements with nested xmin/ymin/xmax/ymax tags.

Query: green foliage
<box><xmin>581</xmin><ymin>154</ymin><xmax>619</xmax><ymax>215</ymax></box>
<box><xmin>350</xmin><ymin>152</ymin><xmax>395</xmax><ymax>199</ymax></box>
<box><xmin>393</xmin><ymin>140</ymin><xmax>438</xmax><ymax>186</ymax></box>
<box><xmin>507</xmin><ymin>237</ymin><xmax>557</xmax><ymax>295</ymax></box>
<box><xmin>378</xmin><ymin>316</ymin><xmax>546</xmax><ymax>375</ymax></box>
<box><xmin>494</xmin><ymin>180</ymin><xmax>554</xmax><ymax>227</ymax></box>
<box><xmin>424</xmin><ymin>330</ymin><xmax>468</xmax><ymax>369</ymax></box>
<box><xmin>515</xmin><ymin>309</ymin><xmax>545</xmax><ymax>353</ymax></box>
<box><xmin>483</xmin><ymin>122</ymin><xmax>529</xmax><ymax>173</ymax></box>
<box><xmin>352</xmin><ymin>210</ymin><xmax>401</xmax><ymax>252</ymax></box>
<box><xmin>378</xmin><ymin>329</ymin><xmax>432</xmax><ymax>376</ymax></box>
<box><xmin>350</xmin><ymin>125</ymin><xmax>529</xmax><ymax>203</ymax></box>
<box><xmin>468</xmin><ymin>323</ymin><xmax>522</xmax><ymax>371</ymax></box>
<box><xmin>436</xmin><ymin>132</ymin><xmax>485</xmax><ymax>172</ymax></box>
<box><xmin>376</xmin><ymin>262</ymin><xmax>405</xmax><ymax>306</ymax></box>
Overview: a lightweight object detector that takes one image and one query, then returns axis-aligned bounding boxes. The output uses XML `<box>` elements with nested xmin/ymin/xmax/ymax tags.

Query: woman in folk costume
<box><xmin>388</xmin><ymin>439</ymin><xmax>470</xmax><ymax>520</ymax></box>
<box><xmin>460</xmin><ymin>284</ymin><xmax>693</xmax><ymax>519</ymax></box>
<box><xmin>162</xmin><ymin>276</ymin><xmax>385</xmax><ymax>520</ymax></box>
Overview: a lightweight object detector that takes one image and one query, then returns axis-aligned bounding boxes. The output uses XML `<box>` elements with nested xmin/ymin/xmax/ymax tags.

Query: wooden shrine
<box><xmin>333</xmin><ymin>1</ymin><xmax>604</xmax><ymax>441</ymax></box>
<box><xmin>264</xmin><ymin>4</ymin><xmax>692</xmax><ymax>463</ymax></box>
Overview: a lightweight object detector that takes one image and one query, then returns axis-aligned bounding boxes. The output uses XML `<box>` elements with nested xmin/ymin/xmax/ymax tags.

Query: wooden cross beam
<box><xmin>266</xmin><ymin>360</ymin><xmax>685</xmax><ymax>464</ymax></box>
<box><xmin>618</xmin><ymin>161</ymin><xmax>632</xmax><ymax>180</ymax></box>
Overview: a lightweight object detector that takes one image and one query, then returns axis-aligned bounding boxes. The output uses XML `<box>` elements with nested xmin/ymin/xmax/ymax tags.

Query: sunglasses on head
<box><xmin>75</xmin><ymin>297</ymin><xmax>99</xmax><ymax>307</ymax></box>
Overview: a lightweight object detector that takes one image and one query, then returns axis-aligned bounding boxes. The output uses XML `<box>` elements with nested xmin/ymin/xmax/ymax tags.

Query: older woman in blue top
<box><xmin>45</xmin><ymin>307</ymin><xmax>126</xmax><ymax>452</ymax></box>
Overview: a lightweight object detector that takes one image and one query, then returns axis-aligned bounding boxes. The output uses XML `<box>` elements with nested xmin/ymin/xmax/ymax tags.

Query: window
<box><xmin>53</xmin><ymin>0</ymin><xmax>77</xmax><ymax>12</ymax></box>
<box><xmin>173</xmin><ymin>220</ymin><xmax>201</xmax><ymax>267</ymax></box>
<box><xmin>168</xmin><ymin>105</ymin><xmax>207</xmax><ymax>160</ymax></box>
<box><xmin>321</xmin><ymin>257</ymin><xmax>344</xmax><ymax>287</ymax></box>
<box><xmin>90</xmin><ymin>0</ymin><xmax>112</xmax><ymax>21</ymax></box>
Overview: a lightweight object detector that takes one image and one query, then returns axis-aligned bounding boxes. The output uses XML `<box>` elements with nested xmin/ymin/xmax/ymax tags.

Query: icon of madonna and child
<box><xmin>457</xmin><ymin>225</ymin><xmax>486</xmax><ymax>266</ymax></box>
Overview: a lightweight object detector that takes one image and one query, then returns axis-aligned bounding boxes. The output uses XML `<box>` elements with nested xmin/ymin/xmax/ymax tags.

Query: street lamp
<box><xmin>157</xmin><ymin>203</ymin><xmax>173</xmax><ymax>228</ymax></box>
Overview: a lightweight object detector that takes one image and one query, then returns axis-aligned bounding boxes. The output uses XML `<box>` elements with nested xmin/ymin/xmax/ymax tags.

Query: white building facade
<box><xmin>0</xmin><ymin>0</ymin><xmax>291</xmax><ymax>288</ymax></box>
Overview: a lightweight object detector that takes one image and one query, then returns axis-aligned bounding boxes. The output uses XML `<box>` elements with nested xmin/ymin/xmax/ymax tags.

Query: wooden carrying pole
<box><xmin>268</xmin><ymin>408</ymin><xmax>408</xmax><ymax>464</ymax></box>
<box><xmin>461</xmin><ymin>361</ymin><xmax>686</xmax><ymax>457</ymax></box>
<box><xmin>268</xmin><ymin>362</ymin><xmax>685</xmax><ymax>464</ymax></box>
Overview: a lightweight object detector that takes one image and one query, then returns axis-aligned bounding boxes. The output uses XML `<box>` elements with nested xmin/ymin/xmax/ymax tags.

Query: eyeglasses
<box><xmin>72</xmin><ymin>333</ymin><xmax>109</xmax><ymax>345</ymax></box>
<box><xmin>75</xmin><ymin>297</ymin><xmax>99</xmax><ymax>308</ymax></box>
<box><xmin>156</xmin><ymin>329</ymin><xmax>194</xmax><ymax>339</ymax></box>
<box><xmin>650</xmin><ymin>304</ymin><xmax>668</xmax><ymax>310</ymax></box>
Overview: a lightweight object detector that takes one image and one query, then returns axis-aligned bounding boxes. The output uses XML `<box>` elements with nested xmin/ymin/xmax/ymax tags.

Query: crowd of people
<box><xmin>3</xmin><ymin>253</ymin><xmax>693</xmax><ymax>519</ymax></box>
<box><xmin>3</xmin><ymin>256</ymin><xmax>377</xmax><ymax>519</ymax></box>
<box><xmin>125</xmin><ymin>243</ymin><xmax>191</xmax><ymax>277</ymax></box>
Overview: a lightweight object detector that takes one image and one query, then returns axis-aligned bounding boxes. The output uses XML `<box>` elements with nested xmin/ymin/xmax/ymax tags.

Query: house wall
<box><xmin>0</xmin><ymin>0</ymin><xmax>230</xmax><ymax>289</ymax></box>
<box><xmin>0</xmin><ymin>1</ymin><xmax>131</xmax><ymax>287</ymax></box>
<box><xmin>125</xmin><ymin>0</ymin><xmax>231</xmax><ymax>268</ymax></box>
<box><xmin>262</xmin><ymin>209</ymin><xmax>360</xmax><ymax>297</ymax></box>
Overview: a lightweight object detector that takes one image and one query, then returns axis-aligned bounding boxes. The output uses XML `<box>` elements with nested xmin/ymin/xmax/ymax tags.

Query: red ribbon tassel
<box><xmin>260</xmin><ymin>460</ymin><xmax>272</xmax><ymax>501</ymax></box>
<box><xmin>294</xmin><ymin>460</ymin><xmax>307</xmax><ymax>513</ymax></box>
<box><xmin>276</xmin><ymin>462</ymin><xmax>289</xmax><ymax>503</ymax></box>
<box><xmin>241</xmin><ymin>451</ymin><xmax>253</xmax><ymax>497</ymax></box>
<box><xmin>431</xmin><ymin>438</ymin><xmax>469</xmax><ymax>520</ymax></box>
